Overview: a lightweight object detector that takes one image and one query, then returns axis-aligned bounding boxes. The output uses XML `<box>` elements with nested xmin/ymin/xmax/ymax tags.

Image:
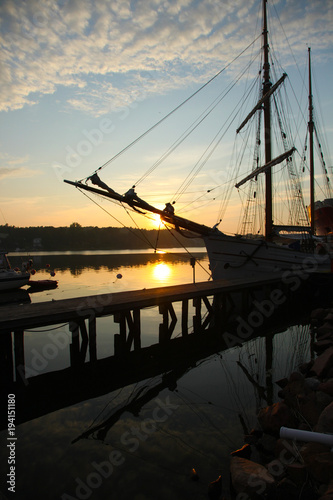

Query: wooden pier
<box><xmin>0</xmin><ymin>275</ymin><xmax>294</xmax><ymax>350</ymax></box>
<box><xmin>0</xmin><ymin>274</ymin><xmax>303</xmax><ymax>381</ymax></box>
<box><xmin>0</xmin><ymin>272</ymin><xmax>329</xmax><ymax>430</ymax></box>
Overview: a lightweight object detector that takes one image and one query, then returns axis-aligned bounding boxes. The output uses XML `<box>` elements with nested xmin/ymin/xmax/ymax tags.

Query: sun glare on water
<box><xmin>152</xmin><ymin>262</ymin><xmax>172</xmax><ymax>282</ymax></box>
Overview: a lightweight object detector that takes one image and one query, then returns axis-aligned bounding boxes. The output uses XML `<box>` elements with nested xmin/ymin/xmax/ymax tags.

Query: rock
<box><xmin>321</xmin><ymin>480</ymin><xmax>333</xmax><ymax>498</ymax></box>
<box><xmin>310</xmin><ymin>347</ymin><xmax>333</xmax><ymax>378</ymax></box>
<box><xmin>326</xmin><ymin>480</ymin><xmax>333</xmax><ymax>494</ymax></box>
<box><xmin>278</xmin><ymin>374</ymin><xmax>313</xmax><ymax>406</ymax></box>
<box><xmin>300</xmin><ymin>442</ymin><xmax>333</xmax><ymax>483</ymax></box>
<box><xmin>230</xmin><ymin>456</ymin><xmax>275</xmax><ymax>496</ymax></box>
<box><xmin>297</xmin><ymin>391</ymin><xmax>322</xmax><ymax>426</ymax></box>
<box><xmin>230</xmin><ymin>443</ymin><xmax>251</xmax><ymax>459</ymax></box>
<box><xmin>304</xmin><ymin>377</ymin><xmax>321</xmax><ymax>391</ymax></box>
<box><xmin>317</xmin><ymin>390</ymin><xmax>333</xmax><ymax>409</ymax></box>
<box><xmin>324</xmin><ymin>313</ymin><xmax>333</xmax><ymax>323</ymax></box>
<box><xmin>299</xmin><ymin>361</ymin><xmax>313</xmax><ymax>375</ymax></box>
<box><xmin>208</xmin><ymin>475</ymin><xmax>222</xmax><ymax>500</ymax></box>
<box><xmin>298</xmin><ymin>421</ymin><xmax>312</xmax><ymax>431</ymax></box>
<box><xmin>314</xmin><ymin>340</ymin><xmax>333</xmax><ymax>352</ymax></box>
<box><xmin>257</xmin><ymin>402</ymin><xmax>296</xmax><ymax>435</ymax></box>
<box><xmin>273</xmin><ymin>478</ymin><xmax>300</xmax><ymax>499</ymax></box>
<box><xmin>289</xmin><ymin>371</ymin><xmax>304</xmax><ymax>383</ymax></box>
<box><xmin>266</xmin><ymin>458</ymin><xmax>286</xmax><ymax>481</ymax></box>
<box><xmin>244</xmin><ymin>428</ymin><xmax>263</xmax><ymax>445</ymax></box>
<box><xmin>318</xmin><ymin>379</ymin><xmax>333</xmax><ymax>397</ymax></box>
<box><xmin>275</xmin><ymin>438</ymin><xmax>299</xmax><ymax>463</ymax></box>
<box><xmin>317</xmin><ymin>323</ymin><xmax>333</xmax><ymax>337</ymax></box>
<box><xmin>315</xmin><ymin>401</ymin><xmax>333</xmax><ymax>434</ymax></box>
<box><xmin>317</xmin><ymin>329</ymin><xmax>333</xmax><ymax>341</ymax></box>
<box><xmin>300</xmin><ymin>442</ymin><xmax>330</xmax><ymax>461</ymax></box>
<box><xmin>308</xmin><ymin>452</ymin><xmax>333</xmax><ymax>483</ymax></box>
<box><xmin>286</xmin><ymin>462</ymin><xmax>307</xmax><ymax>486</ymax></box>
<box><xmin>311</xmin><ymin>308</ymin><xmax>326</xmax><ymax>321</ymax></box>
<box><xmin>256</xmin><ymin>433</ymin><xmax>278</xmax><ymax>457</ymax></box>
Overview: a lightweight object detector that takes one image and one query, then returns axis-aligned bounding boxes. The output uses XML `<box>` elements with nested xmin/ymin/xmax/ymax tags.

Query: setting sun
<box><xmin>150</xmin><ymin>213</ymin><xmax>162</xmax><ymax>228</ymax></box>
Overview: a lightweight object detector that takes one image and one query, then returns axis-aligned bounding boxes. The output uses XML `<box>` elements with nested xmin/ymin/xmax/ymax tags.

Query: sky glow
<box><xmin>0</xmin><ymin>0</ymin><xmax>332</xmax><ymax>233</ymax></box>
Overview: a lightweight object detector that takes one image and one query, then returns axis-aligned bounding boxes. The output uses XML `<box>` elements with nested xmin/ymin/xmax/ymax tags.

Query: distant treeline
<box><xmin>0</xmin><ymin>224</ymin><xmax>204</xmax><ymax>251</ymax></box>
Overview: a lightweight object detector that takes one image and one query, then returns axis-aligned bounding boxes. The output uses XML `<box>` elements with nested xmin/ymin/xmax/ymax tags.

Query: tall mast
<box><xmin>308</xmin><ymin>47</ymin><xmax>315</xmax><ymax>235</ymax></box>
<box><xmin>263</xmin><ymin>0</ymin><xmax>273</xmax><ymax>240</ymax></box>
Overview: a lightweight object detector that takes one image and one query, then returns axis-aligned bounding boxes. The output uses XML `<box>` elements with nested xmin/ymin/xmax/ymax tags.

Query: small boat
<box><xmin>0</xmin><ymin>251</ymin><xmax>30</xmax><ymax>292</ymax></box>
<box><xmin>27</xmin><ymin>279</ymin><xmax>58</xmax><ymax>291</ymax></box>
<box><xmin>64</xmin><ymin>0</ymin><xmax>332</xmax><ymax>281</ymax></box>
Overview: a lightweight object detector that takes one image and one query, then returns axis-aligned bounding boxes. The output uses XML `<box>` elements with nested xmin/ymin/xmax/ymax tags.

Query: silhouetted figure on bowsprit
<box><xmin>124</xmin><ymin>186</ymin><xmax>140</xmax><ymax>203</ymax></box>
<box><xmin>163</xmin><ymin>201</ymin><xmax>175</xmax><ymax>214</ymax></box>
<box><xmin>88</xmin><ymin>173</ymin><xmax>116</xmax><ymax>193</ymax></box>
<box><xmin>124</xmin><ymin>185</ymin><xmax>153</xmax><ymax>214</ymax></box>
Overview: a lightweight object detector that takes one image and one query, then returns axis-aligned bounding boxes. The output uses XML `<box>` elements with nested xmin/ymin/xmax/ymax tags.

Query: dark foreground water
<box><xmin>0</xmin><ymin>250</ymin><xmax>322</xmax><ymax>500</ymax></box>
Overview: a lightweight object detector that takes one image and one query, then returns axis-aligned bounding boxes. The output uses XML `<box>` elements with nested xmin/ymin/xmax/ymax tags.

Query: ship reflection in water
<box><xmin>0</xmin><ymin>251</ymin><xmax>327</xmax><ymax>500</ymax></box>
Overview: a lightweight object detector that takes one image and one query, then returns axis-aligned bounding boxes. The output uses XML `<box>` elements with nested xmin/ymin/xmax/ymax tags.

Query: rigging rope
<box><xmin>171</xmin><ymin>53</ymin><xmax>262</xmax><ymax>205</ymax></box>
<box><xmin>78</xmin><ymin>188</ymin><xmax>157</xmax><ymax>249</ymax></box>
<box><xmin>81</xmin><ymin>34</ymin><xmax>262</xmax><ymax>183</ymax></box>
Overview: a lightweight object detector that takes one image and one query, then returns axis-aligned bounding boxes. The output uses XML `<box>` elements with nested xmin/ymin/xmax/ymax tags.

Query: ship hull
<box><xmin>204</xmin><ymin>233</ymin><xmax>331</xmax><ymax>280</ymax></box>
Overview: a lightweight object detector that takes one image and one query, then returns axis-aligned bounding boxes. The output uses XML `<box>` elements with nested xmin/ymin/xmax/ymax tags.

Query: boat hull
<box><xmin>204</xmin><ymin>233</ymin><xmax>331</xmax><ymax>280</ymax></box>
<box><xmin>0</xmin><ymin>271</ymin><xmax>30</xmax><ymax>292</ymax></box>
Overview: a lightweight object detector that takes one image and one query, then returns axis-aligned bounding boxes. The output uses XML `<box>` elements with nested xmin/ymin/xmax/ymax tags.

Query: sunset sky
<box><xmin>0</xmin><ymin>0</ymin><xmax>332</xmax><ymax>234</ymax></box>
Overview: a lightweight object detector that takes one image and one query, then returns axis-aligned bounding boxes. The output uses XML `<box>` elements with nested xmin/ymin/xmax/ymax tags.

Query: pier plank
<box><xmin>0</xmin><ymin>275</ymin><xmax>286</xmax><ymax>332</ymax></box>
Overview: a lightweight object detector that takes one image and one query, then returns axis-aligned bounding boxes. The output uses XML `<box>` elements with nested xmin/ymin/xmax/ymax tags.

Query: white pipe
<box><xmin>280</xmin><ymin>426</ymin><xmax>333</xmax><ymax>450</ymax></box>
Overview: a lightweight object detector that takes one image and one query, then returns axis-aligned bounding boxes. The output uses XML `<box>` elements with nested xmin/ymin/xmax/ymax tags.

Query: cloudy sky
<box><xmin>0</xmin><ymin>0</ymin><xmax>332</xmax><ymax>232</ymax></box>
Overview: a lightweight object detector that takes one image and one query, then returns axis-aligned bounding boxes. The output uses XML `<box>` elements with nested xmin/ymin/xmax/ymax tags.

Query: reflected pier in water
<box><xmin>0</xmin><ymin>272</ymin><xmax>319</xmax><ymax>431</ymax></box>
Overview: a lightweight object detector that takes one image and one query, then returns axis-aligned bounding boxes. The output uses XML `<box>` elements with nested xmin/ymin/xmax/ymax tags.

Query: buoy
<box><xmin>31</xmin><ymin>269</ymin><xmax>36</xmax><ymax>275</ymax></box>
<box><xmin>116</xmin><ymin>273</ymin><xmax>122</xmax><ymax>279</ymax></box>
<box><xmin>50</xmin><ymin>271</ymin><xmax>56</xmax><ymax>277</ymax></box>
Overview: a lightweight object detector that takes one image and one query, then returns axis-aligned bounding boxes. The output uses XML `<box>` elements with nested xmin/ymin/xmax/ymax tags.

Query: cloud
<box><xmin>0</xmin><ymin>166</ymin><xmax>40</xmax><ymax>180</ymax></box>
<box><xmin>0</xmin><ymin>0</ymin><xmax>332</xmax><ymax>115</ymax></box>
<box><xmin>0</xmin><ymin>153</ymin><xmax>41</xmax><ymax>179</ymax></box>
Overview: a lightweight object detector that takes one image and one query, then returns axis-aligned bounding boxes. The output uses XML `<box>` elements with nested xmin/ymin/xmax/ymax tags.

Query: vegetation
<box><xmin>0</xmin><ymin>224</ymin><xmax>204</xmax><ymax>251</ymax></box>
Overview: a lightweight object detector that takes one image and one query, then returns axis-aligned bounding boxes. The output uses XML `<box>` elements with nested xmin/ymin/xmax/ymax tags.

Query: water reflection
<box><xmin>152</xmin><ymin>262</ymin><xmax>172</xmax><ymax>282</ymax></box>
<box><xmin>0</xmin><ymin>251</ymin><xmax>330</xmax><ymax>500</ymax></box>
<box><xmin>12</xmin><ymin>249</ymin><xmax>209</xmax><ymax>303</ymax></box>
<box><xmin>0</xmin><ymin>322</ymin><xmax>314</xmax><ymax>500</ymax></box>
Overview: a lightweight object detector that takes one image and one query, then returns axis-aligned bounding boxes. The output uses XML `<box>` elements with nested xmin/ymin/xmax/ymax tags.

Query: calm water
<box><xmin>0</xmin><ymin>250</ymin><xmax>316</xmax><ymax>500</ymax></box>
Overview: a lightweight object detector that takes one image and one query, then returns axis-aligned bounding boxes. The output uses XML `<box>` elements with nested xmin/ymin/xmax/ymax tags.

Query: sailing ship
<box><xmin>65</xmin><ymin>0</ymin><xmax>332</xmax><ymax>280</ymax></box>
